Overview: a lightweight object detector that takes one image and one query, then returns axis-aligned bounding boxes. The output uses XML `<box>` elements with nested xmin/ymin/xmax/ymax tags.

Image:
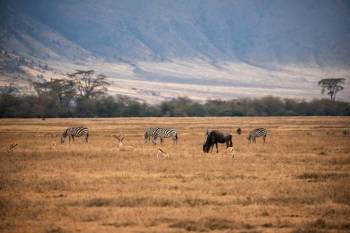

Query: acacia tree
<box><xmin>33</xmin><ymin>78</ymin><xmax>76</xmax><ymax>106</ymax></box>
<box><xmin>67</xmin><ymin>70</ymin><xmax>110</xmax><ymax>99</ymax></box>
<box><xmin>318</xmin><ymin>78</ymin><xmax>345</xmax><ymax>102</ymax></box>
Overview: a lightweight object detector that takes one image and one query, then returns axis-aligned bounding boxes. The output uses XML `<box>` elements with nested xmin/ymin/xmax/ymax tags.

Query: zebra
<box><xmin>61</xmin><ymin>127</ymin><xmax>89</xmax><ymax>144</ymax></box>
<box><xmin>152</xmin><ymin>128</ymin><xmax>178</xmax><ymax>145</ymax></box>
<box><xmin>144</xmin><ymin>128</ymin><xmax>159</xmax><ymax>143</ymax></box>
<box><xmin>248</xmin><ymin>128</ymin><xmax>267</xmax><ymax>144</ymax></box>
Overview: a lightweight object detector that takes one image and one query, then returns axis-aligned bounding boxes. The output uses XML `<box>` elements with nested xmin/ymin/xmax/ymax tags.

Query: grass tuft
<box><xmin>168</xmin><ymin>217</ymin><xmax>233</xmax><ymax>231</ymax></box>
<box><xmin>296</xmin><ymin>172</ymin><xmax>349</xmax><ymax>181</ymax></box>
<box><xmin>292</xmin><ymin>218</ymin><xmax>327</xmax><ymax>233</ymax></box>
<box><xmin>84</xmin><ymin>196</ymin><xmax>219</xmax><ymax>208</ymax></box>
<box><xmin>101</xmin><ymin>222</ymin><xmax>135</xmax><ymax>228</ymax></box>
<box><xmin>45</xmin><ymin>227</ymin><xmax>67</xmax><ymax>233</ymax></box>
<box><xmin>262</xmin><ymin>223</ymin><xmax>273</xmax><ymax>228</ymax></box>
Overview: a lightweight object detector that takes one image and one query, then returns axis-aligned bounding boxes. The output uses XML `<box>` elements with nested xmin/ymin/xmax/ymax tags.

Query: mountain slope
<box><xmin>0</xmin><ymin>3</ymin><xmax>93</xmax><ymax>61</ymax></box>
<box><xmin>3</xmin><ymin>0</ymin><xmax>350</xmax><ymax>66</ymax></box>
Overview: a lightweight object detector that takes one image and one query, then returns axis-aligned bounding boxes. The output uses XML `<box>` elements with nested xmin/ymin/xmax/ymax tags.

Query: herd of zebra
<box><xmin>60</xmin><ymin>126</ymin><xmax>268</xmax><ymax>153</ymax></box>
<box><xmin>144</xmin><ymin>128</ymin><xmax>178</xmax><ymax>145</ymax></box>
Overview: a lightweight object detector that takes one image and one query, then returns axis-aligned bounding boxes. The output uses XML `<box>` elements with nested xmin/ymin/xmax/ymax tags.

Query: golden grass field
<box><xmin>0</xmin><ymin>117</ymin><xmax>349</xmax><ymax>233</ymax></box>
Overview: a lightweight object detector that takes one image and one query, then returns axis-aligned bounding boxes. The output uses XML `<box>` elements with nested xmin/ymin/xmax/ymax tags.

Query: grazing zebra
<box><xmin>248</xmin><ymin>128</ymin><xmax>267</xmax><ymax>144</ymax></box>
<box><xmin>144</xmin><ymin>128</ymin><xmax>159</xmax><ymax>143</ymax></box>
<box><xmin>61</xmin><ymin>127</ymin><xmax>89</xmax><ymax>144</ymax></box>
<box><xmin>152</xmin><ymin>128</ymin><xmax>178</xmax><ymax>145</ymax></box>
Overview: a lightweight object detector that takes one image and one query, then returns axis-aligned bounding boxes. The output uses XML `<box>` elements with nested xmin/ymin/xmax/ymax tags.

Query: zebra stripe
<box><xmin>152</xmin><ymin>128</ymin><xmax>178</xmax><ymax>144</ymax></box>
<box><xmin>144</xmin><ymin>128</ymin><xmax>159</xmax><ymax>143</ymax></box>
<box><xmin>248</xmin><ymin>128</ymin><xmax>267</xmax><ymax>144</ymax></box>
<box><xmin>61</xmin><ymin>127</ymin><xmax>89</xmax><ymax>144</ymax></box>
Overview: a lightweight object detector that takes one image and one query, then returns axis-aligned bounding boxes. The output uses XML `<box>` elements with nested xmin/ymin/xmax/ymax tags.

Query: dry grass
<box><xmin>0</xmin><ymin>116</ymin><xmax>349</xmax><ymax>233</ymax></box>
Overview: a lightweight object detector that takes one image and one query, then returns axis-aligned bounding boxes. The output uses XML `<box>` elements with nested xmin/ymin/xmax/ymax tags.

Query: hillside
<box><xmin>0</xmin><ymin>0</ymin><xmax>350</xmax><ymax>102</ymax></box>
<box><xmin>5</xmin><ymin>0</ymin><xmax>350</xmax><ymax>66</ymax></box>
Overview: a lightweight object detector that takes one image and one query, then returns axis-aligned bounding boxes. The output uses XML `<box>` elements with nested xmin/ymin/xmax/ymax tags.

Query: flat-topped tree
<box><xmin>318</xmin><ymin>78</ymin><xmax>345</xmax><ymax>102</ymax></box>
<box><xmin>33</xmin><ymin>78</ymin><xmax>76</xmax><ymax>106</ymax></box>
<box><xmin>67</xmin><ymin>70</ymin><xmax>110</xmax><ymax>99</ymax></box>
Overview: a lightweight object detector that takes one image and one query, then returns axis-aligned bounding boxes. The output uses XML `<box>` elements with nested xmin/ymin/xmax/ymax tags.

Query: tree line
<box><xmin>0</xmin><ymin>70</ymin><xmax>349</xmax><ymax>117</ymax></box>
<box><xmin>1</xmin><ymin>93</ymin><xmax>349</xmax><ymax>117</ymax></box>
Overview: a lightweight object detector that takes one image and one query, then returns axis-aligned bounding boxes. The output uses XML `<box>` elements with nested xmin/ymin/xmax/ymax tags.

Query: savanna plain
<box><xmin>0</xmin><ymin>117</ymin><xmax>349</xmax><ymax>233</ymax></box>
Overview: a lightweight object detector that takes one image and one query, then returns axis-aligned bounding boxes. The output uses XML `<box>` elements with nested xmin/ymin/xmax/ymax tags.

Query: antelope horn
<box><xmin>113</xmin><ymin>135</ymin><xmax>120</xmax><ymax>141</ymax></box>
<box><xmin>158</xmin><ymin>148</ymin><xmax>165</xmax><ymax>153</ymax></box>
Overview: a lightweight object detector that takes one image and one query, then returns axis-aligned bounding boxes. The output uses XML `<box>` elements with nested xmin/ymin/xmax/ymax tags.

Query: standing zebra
<box><xmin>144</xmin><ymin>128</ymin><xmax>159</xmax><ymax>143</ymax></box>
<box><xmin>61</xmin><ymin>127</ymin><xmax>89</xmax><ymax>144</ymax></box>
<box><xmin>248</xmin><ymin>128</ymin><xmax>267</xmax><ymax>144</ymax></box>
<box><xmin>152</xmin><ymin>128</ymin><xmax>178</xmax><ymax>145</ymax></box>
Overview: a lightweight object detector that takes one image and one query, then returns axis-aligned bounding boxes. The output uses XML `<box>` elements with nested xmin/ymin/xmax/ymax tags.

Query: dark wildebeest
<box><xmin>203</xmin><ymin>130</ymin><xmax>233</xmax><ymax>153</ymax></box>
<box><xmin>236</xmin><ymin>128</ymin><xmax>242</xmax><ymax>135</ymax></box>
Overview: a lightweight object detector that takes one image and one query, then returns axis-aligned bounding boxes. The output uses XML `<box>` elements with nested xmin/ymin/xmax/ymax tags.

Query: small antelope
<box><xmin>50</xmin><ymin>140</ymin><xmax>57</xmax><ymax>150</ymax></box>
<box><xmin>7</xmin><ymin>143</ymin><xmax>18</xmax><ymax>153</ymax></box>
<box><xmin>113</xmin><ymin>135</ymin><xmax>135</xmax><ymax>151</ymax></box>
<box><xmin>156</xmin><ymin>147</ymin><xmax>170</xmax><ymax>160</ymax></box>
<box><xmin>226</xmin><ymin>146</ymin><xmax>235</xmax><ymax>159</ymax></box>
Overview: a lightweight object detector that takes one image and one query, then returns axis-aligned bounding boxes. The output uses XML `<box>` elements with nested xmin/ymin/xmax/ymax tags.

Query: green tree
<box><xmin>33</xmin><ymin>78</ymin><xmax>76</xmax><ymax>107</ymax></box>
<box><xmin>318</xmin><ymin>78</ymin><xmax>345</xmax><ymax>102</ymax></box>
<box><xmin>67</xmin><ymin>70</ymin><xmax>110</xmax><ymax>99</ymax></box>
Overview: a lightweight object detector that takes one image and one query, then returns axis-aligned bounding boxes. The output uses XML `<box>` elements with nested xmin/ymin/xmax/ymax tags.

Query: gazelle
<box><xmin>50</xmin><ymin>140</ymin><xmax>57</xmax><ymax>150</ymax></box>
<box><xmin>156</xmin><ymin>147</ymin><xmax>171</xmax><ymax>160</ymax></box>
<box><xmin>113</xmin><ymin>135</ymin><xmax>135</xmax><ymax>151</ymax></box>
<box><xmin>226</xmin><ymin>146</ymin><xmax>235</xmax><ymax>159</ymax></box>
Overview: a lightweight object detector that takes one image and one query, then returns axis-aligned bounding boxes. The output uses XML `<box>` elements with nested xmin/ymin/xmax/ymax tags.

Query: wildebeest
<box><xmin>203</xmin><ymin>130</ymin><xmax>233</xmax><ymax>153</ymax></box>
<box><xmin>236</xmin><ymin>128</ymin><xmax>242</xmax><ymax>135</ymax></box>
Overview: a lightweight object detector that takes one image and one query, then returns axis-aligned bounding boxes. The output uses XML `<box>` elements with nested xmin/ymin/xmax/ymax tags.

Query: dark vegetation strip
<box><xmin>168</xmin><ymin>217</ymin><xmax>234</xmax><ymax>231</ymax></box>
<box><xmin>296</xmin><ymin>172</ymin><xmax>350</xmax><ymax>180</ymax></box>
<box><xmin>83</xmin><ymin>196</ymin><xmax>222</xmax><ymax>208</ymax></box>
<box><xmin>293</xmin><ymin>218</ymin><xmax>350</xmax><ymax>233</ymax></box>
<box><xmin>1</xmin><ymin>93</ymin><xmax>349</xmax><ymax>117</ymax></box>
